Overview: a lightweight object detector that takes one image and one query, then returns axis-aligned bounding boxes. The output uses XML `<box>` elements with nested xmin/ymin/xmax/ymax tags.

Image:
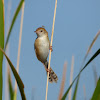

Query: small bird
<box><xmin>34</xmin><ymin>27</ymin><xmax>58</xmax><ymax>83</ymax></box>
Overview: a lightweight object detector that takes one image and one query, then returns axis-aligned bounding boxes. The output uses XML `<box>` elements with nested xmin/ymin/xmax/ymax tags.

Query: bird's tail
<box><xmin>44</xmin><ymin>61</ymin><xmax>58</xmax><ymax>83</ymax></box>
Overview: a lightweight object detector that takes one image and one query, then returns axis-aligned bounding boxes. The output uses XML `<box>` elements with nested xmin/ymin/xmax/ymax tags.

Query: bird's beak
<box><xmin>34</xmin><ymin>31</ymin><xmax>36</xmax><ymax>33</ymax></box>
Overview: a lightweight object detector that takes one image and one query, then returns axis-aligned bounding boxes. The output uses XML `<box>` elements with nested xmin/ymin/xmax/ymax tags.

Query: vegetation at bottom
<box><xmin>0</xmin><ymin>0</ymin><xmax>100</xmax><ymax>100</ymax></box>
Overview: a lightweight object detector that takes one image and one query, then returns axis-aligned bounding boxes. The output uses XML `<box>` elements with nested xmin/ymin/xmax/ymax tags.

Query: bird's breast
<box><xmin>35</xmin><ymin>36</ymin><xmax>50</xmax><ymax>62</ymax></box>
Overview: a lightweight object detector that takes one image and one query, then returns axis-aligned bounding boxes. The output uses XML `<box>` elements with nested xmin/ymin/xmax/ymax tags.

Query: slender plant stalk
<box><xmin>4</xmin><ymin>0</ymin><xmax>24</xmax><ymax>50</ymax></box>
<box><xmin>58</xmin><ymin>62</ymin><xmax>67</xmax><ymax>100</ymax></box>
<box><xmin>14</xmin><ymin>1</ymin><xmax>25</xmax><ymax>96</ymax></box>
<box><xmin>68</xmin><ymin>56</ymin><xmax>74</xmax><ymax>100</ymax></box>
<box><xmin>45</xmin><ymin>0</ymin><xmax>57</xmax><ymax>100</ymax></box>
<box><xmin>0</xmin><ymin>48</ymin><xmax>26</xmax><ymax>100</ymax></box>
<box><xmin>5</xmin><ymin>59</ymin><xmax>10</xmax><ymax>100</ymax></box>
<box><xmin>0</xmin><ymin>0</ymin><xmax>4</xmax><ymax>99</ymax></box>
<box><xmin>83</xmin><ymin>30</ymin><xmax>100</xmax><ymax>65</ymax></box>
<box><xmin>83</xmin><ymin>85</ymin><xmax>86</xmax><ymax>100</ymax></box>
<box><xmin>92</xmin><ymin>64</ymin><xmax>98</xmax><ymax>86</ymax></box>
<box><xmin>5</xmin><ymin>1</ymin><xmax>12</xmax><ymax>100</ymax></box>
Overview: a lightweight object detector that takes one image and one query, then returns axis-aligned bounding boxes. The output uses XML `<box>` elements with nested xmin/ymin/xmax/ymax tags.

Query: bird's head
<box><xmin>34</xmin><ymin>27</ymin><xmax>48</xmax><ymax>37</ymax></box>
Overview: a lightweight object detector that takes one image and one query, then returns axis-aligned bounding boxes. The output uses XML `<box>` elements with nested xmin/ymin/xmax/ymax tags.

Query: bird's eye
<box><xmin>41</xmin><ymin>30</ymin><xmax>43</xmax><ymax>32</ymax></box>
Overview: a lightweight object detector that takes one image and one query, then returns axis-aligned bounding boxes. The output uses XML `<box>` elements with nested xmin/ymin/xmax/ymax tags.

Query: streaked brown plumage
<box><xmin>34</xmin><ymin>27</ymin><xmax>58</xmax><ymax>83</ymax></box>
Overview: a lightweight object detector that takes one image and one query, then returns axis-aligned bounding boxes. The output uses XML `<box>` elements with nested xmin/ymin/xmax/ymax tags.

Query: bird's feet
<box><xmin>46</xmin><ymin>68</ymin><xmax>51</xmax><ymax>73</ymax></box>
<box><xmin>43</xmin><ymin>64</ymin><xmax>51</xmax><ymax>73</ymax></box>
<box><xmin>49</xmin><ymin>46</ymin><xmax>53</xmax><ymax>52</ymax></box>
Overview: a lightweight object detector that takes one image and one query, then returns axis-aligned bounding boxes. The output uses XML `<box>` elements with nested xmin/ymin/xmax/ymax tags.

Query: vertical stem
<box><xmin>83</xmin><ymin>85</ymin><xmax>86</xmax><ymax>100</ymax></box>
<box><xmin>58</xmin><ymin>62</ymin><xmax>67</xmax><ymax>100</ymax></box>
<box><xmin>14</xmin><ymin>1</ymin><xmax>25</xmax><ymax>96</ymax></box>
<box><xmin>5</xmin><ymin>0</ymin><xmax>12</xmax><ymax>100</ymax></box>
<box><xmin>68</xmin><ymin>56</ymin><xmax>74</xmax><ymax>100</ymax></box>
<box><xmin>0</xmin><ymin>0</ymin><xmax>4</xmax><ymax>99</ymax></box>
<box><xmin>45</xmin><ymin>0</ymin><xmax>57</xmax><ymax>100</ymax></box>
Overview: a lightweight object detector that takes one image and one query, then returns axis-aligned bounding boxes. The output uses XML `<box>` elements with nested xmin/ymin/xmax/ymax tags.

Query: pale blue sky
<box><xmin>3</xmin><ymin>0</ymin><xmax>100</xmax><ymax>100</ymax></box>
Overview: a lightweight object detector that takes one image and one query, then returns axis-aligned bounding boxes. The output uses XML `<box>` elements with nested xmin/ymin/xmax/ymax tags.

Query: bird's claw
<box><xmin>46</xmin><ymin>68</ymin><xmax>51</xmax><ymax>73</ymax></box>
<box><xmin>49</xmin><ymin>46</ymin><xmax>53</xmax><ymax>52</ymax></box>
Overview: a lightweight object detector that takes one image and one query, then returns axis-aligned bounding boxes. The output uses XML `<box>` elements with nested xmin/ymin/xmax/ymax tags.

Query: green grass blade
<box><xmin>71</xmin><ymin>31</ymin><xmax>100</xmax><ymax>100</ymax></box>
<box><xmin>91</xmin><ymin>78</ymin><xmax>100</xmax><ymax>100</ymax></box>
<box><xmin>81</xmin><ymin>30</ymin><xmax>100</xmax><ymax>70</ymax></box>
<box><xmin>0</xmin><ymin>0</ymin><xmax>4</xmax><ymax>99</ymax></box>
<box><xmin>72</xmin><ymin>76</ymin><xmax>80</xmax><ymax>100</ymax></box>
<box><xmin>61</xmin><ymin>74</ymin><xmax>78</xmax><ymax>100</ymax></box>
<box><xmin>0</xmin><ymin>48</ymin><xmax>26</xmax><ymax>100</ymax></box>
<box><xmin>62</xmin><ymin>49</ymin><xmax>100</xmax><ymax>100</ymax></box>
<box><xmin>13</xmin><ymin>92</ymin><xmax>17</xmax><ymax>100</ymax></box>
<box><xmin>8</xmin><ymin>71</ymin><xmax>14</xmax><ymax>100</ymax></box>
<box><xmin>80</xmin><ymin>49</ymin><xmax>100</xmax><ymax>72</ymax></box>
<box><xmin>4</xmin><ymin>0</ymin><xmax>24</xmax><ymax>50</ymax></box>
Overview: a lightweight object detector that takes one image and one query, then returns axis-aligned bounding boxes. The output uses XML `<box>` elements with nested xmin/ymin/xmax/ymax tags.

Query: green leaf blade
<box><xmin>91</xmin><ymin>78</ymin><xmax>100</xmax><ymax>100</ymax></box>
<box><xmin>4</xmin><ymin>0</ymin><xmax>24</xmax><ymax>50</ymax></box>
<box><xmin>0</xmin><ymin>48</ymin><xmax>26</xmax><ymax>100</ymax></box>
<box><xmin>8</xmin><ymin>72</ymin><xmax>14</xmax><ymax>100</ymax></box>
<box><xmin>13</xmin><ymin>91</ymin><xmax>17</xmax><ymax>100</ymax></box>
<box><xmin>62</xmin><ymin>49</ymin><xmax>100</xmax><ymax>100</ymax></box>
<box><xmin>72</xmin><ymin>76</ymin><xmax>80</xmax><ymax>100</ymax></box>
<box><xmin>0</xmin><ymin>0</ymin><xmax>4</xmax><ymax>99</ymax></box>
